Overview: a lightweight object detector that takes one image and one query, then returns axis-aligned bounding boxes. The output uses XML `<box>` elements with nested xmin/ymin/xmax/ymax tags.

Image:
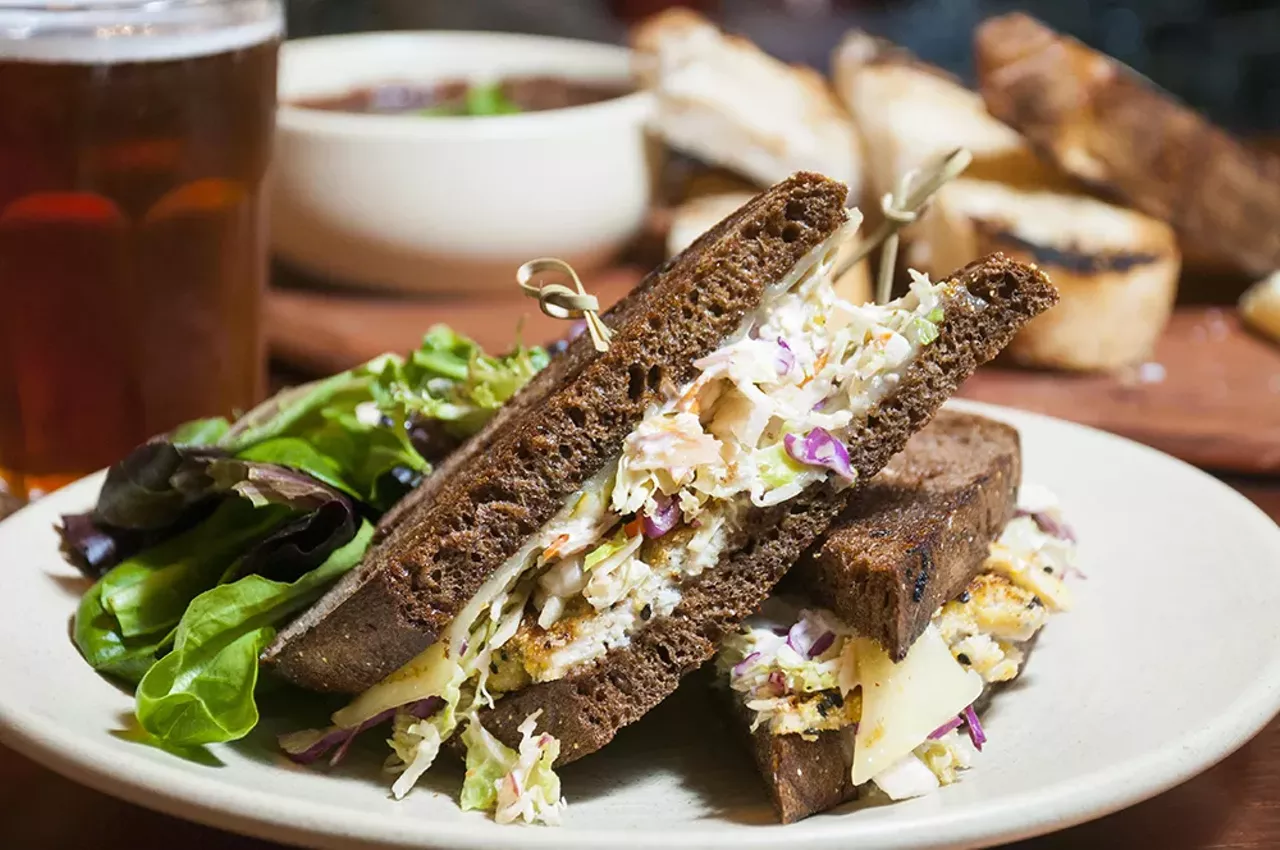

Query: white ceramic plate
<box><xmin>2</xmin><ymin>401</ymin><xmax>1279</xmax><ymax>850</ymax></box>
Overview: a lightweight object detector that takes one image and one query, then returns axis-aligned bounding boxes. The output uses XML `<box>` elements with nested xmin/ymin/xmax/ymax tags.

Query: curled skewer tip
<box><xmin>516</xmin><ymin>257</ymin><xmax>613</xmax><ymax>352</ymax></box>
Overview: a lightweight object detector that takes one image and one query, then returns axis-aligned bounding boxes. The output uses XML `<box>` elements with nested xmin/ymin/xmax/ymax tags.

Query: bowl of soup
<box><xmin>272</xmin><ymin>31</ymin><xmax>657</xmax><ymax>294</ymax></box>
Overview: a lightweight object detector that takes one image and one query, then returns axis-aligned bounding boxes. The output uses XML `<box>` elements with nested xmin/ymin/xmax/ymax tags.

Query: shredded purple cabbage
<box><xmin>280</xmin><ymin>696</ymin><xmax>442</xmax><ymax>767</ymax></box>
<box><xmin>732</xmin><ymin>650</ymin><xmax>761</xmax><ymax>678</ymax></box>
<box><xmin>1016</xmin><ymin>508</ymin><xmax>1077</xmax><ymax>544</ymax></box>
<box><xmin>784</xmin><ymin>427</ymin><xmax>855</xmax><ymax>481</ymax></box>
<box><xmin>785</xmin><ymin>616</ymin><xmax>834</xmax><ymax>659</ymax></box>
<box><xmin>775</xmin><ymin>339</ymin><xmax>796</xmax><ymax>376</ymax></box>
<box><xmin>928</xmin><ymin>716</ymin><xmax>964</xmax><ymax>740</ymax></box>
<box><xmin>643</xmin><ymin>494</ymin><xmax>680</xmax><ymax>538</ymax></box>
<box><xmin>808</xmin><ymin>631</ymin><xmax>836</xmax><ymax>658</ymax></box>
<box><xmin>962</xmin><ymin>705</ymin><xmax>986</xmax><ymax>751</ymax></box>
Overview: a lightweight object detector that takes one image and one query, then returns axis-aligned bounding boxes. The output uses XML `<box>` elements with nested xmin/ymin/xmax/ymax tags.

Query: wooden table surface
<box><xmin>0</xmin><ymin>478</ymin><xmax>1276</xmax><ymax>848</ymax></box>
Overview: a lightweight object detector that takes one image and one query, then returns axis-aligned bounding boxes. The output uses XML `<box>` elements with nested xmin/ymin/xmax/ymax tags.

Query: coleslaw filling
<box><xmin>717</xmin><ymin>486</ymin><xmax>1077</xmax><ymax>798</ymax></box>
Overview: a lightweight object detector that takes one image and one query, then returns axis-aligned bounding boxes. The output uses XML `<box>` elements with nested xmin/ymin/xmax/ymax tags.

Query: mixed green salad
<box><xmin>64</xmin><ymin>326</ymin><xmax>548</xmax><ymax>750</ymax></box>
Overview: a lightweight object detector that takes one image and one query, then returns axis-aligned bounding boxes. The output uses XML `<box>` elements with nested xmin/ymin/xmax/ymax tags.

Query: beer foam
<box><xmin>0</xmin><ymin>3</ymin><xmax>282</xmax><ymax>64</ymax></box>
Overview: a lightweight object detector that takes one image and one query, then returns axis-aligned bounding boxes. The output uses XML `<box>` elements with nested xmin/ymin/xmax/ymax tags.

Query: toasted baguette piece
<box><xmin>469</xmin><ymin>256</ymin><xmax>1055</xmax><ymax>765</ymax></box>
<box><xmin>1240</xmin><ymin>272</ymin><xmax>1280</xmax><ymax>344</ymax></box>
<box><xmin>976</xmin><ymin>12</ymin><xmax>1280</xmax><ymax>279</ymax></box>
<box><xmin>832</xmin><ymin>31</ymin><xmax>1060</xmax><ymax>197</ymax></box>
<box><xmin>830</xmin><ymin>31</ymin><xmax>1073</xmax><ymax>269</ymax></box>
<box><xmin>788</xmin><ymin>410</ymin><xmax>1019</xmax><ymax>662</ymax></box>
<box><xmin>667</xmin><ymin>191</ymin><xmax>872</xmax><ymax>304</ymax></box>
<box><xmin>634</xmin><ymin>9</ymin><xmax>862</xmax><ymax>195</ymax></box>
<box><xmin>919</xmin><ymin>178</ymin><xmax>1180</xmax><ymax>370</ymax></box>
<box><xmin>264</xmin><ymin>173</ymin><xmax>854</xmax><ymax>693</ymax></box>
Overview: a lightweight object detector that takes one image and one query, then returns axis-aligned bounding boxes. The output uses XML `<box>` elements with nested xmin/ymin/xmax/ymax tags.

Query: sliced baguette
<box><xmin>634</xmin><ymin>9</ymin><xmax>862</xmax><ymax>195</ymax></box>
<box><xmin>976</xmin><ymin>12</ymin><xmax>1280</xmax><ymax>280</ymax></box>
<box><xmin>830</xmin><ymin>31</ymin><xmax>1073</xmax><ymax>270</ymax></box>
<box><xmin>1240</xmin><ymin>272</ymin><xmax>1280</xmax><ymax>344</ymax></box>
<box><xmin>919</xmin><ymin>178</ymin><xmax>1179</xmax><ymax>370</ymax></box>
<box><xmin>666</xmin><ymin>191</ymin><xmax>871</xmax><ymax>304</ymax></box>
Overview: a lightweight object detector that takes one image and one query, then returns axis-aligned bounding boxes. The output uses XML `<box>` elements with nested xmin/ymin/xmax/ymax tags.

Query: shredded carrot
<box><xmin>800</xmin><ymin>350</ymin><xmax>829</xmax><ymax>388</ymax></box>
<box><xmin>624</xmin><ymin>516</ymin><xmax>645</xmax><ymax>538</ymax></box>
<box><xmin>542</xmin><ymin>533</ymin><xmax>570</xmax><ymax>561</ymax></box>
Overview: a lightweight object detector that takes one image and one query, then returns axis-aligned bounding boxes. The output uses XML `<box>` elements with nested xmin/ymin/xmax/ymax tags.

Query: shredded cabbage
<box><xmin>460</xmin><ymin>711</ymin><xmax>566</xmax><ymax>826</ymax></box>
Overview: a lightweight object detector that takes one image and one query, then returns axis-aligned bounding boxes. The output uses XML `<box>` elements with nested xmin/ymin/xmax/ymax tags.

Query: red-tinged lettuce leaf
<box><xmin>94</xmin><ymin>441</ymin><xmax>227</xmax><ymax>531</ymax></box>
<box><xmin>227</xmin><ymin>498</ymin><xmax>358</xmax><ymax>584</ymax></box>
<box><xmin>61</xmin><ymin>447</ymin><xmax>357</xmax><ymax>579</ymax></box>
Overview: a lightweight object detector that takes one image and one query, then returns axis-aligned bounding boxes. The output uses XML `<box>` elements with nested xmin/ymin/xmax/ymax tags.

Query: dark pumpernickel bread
<box><xmin>263</xmin><ymin>172</ymin><xmax>852</xmax><ymax>693</ymax></box>
<box><xmin>473</xmin><ymin>254</ymin><xmax>1057</xmax><ymax>766</ymax></box>
<box><xmin>741</xmin><ymin>707</ymin><xmax>857</xmax><ymax>824</ymax></box>
<box><xmin>786</xmin><ymin>409</ymin><xmax>1021</xmax><ymax>661</ymax></box>
<box><xmin>266</xmin><ymin>231</ymin><xmax>684</xmax><ymax>666</ymax></box>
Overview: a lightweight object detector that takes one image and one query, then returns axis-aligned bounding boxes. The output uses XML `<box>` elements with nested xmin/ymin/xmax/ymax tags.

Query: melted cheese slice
<box><xmin>851</xmin><ymin>624</ymin><xmax>983</xmax><ymax>785</ymax></box>
<box><xmin>333</xmin><ymin>641</ymin><xmax>458</xmax><ymax>728</ymax></box>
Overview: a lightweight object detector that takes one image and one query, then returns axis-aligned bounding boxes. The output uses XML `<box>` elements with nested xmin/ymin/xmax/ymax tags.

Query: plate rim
<box><xmin>3</xmin><ymin>400</ymin><xmax>1279</xmax><ymax>850</ymax></box>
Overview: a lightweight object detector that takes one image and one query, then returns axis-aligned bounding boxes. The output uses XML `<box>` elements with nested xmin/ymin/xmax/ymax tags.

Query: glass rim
<box><xmin>0</xmin><ymin>0</ymin><xmax>281</xmax><ymax>62</ymax></box>
<box><xmin>0</xmin><ymin>0</ymin><xmax>264</xmax><ymax>10</ymax></box>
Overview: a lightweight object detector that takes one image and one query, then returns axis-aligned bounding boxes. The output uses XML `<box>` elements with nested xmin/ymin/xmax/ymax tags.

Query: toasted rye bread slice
<box><xmin>738</xmin><ymin>647</ymin><xmax>1026</xmax><ymax>824</ymax></box>
<box><xmin>471</xmin><ymin>256</ymin><xmax>1056</xmax><ymax>766</ymax></box>
<box><xmin>975</xmin><ymin>12</ymin><xmax>1280</xmax><ymax>280</ymax></box>
<box><xmin>731</xmin><ymin>690</ymin><xmax>857</xmax><ymax>824</ymax></box>
<box><xmin>263</xmin><ymin>173</ymin><xmax>853</xmax><ymax>694</ymax></box>
<box><xmin>788</xmin><ymin>410</ymin><xmax>1019</xmax><ymax>663</ymax></box>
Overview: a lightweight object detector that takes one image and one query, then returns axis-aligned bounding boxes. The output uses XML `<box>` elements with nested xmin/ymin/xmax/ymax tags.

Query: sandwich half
<box><xmin>716</xmin><ymin>410</ymin><xmax>1077</xmax><ymax>823</ymax></box>
<box><xmin>266</xmin><ymin>173</ymin><xmax>1057</xmax><ymax>817</ymax></box>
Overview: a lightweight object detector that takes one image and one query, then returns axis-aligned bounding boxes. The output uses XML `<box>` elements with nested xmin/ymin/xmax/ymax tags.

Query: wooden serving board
<box><xmin>267</xmin><ymin>281</ymin><xmax>1280</xmax><ymax>474</ymax></box>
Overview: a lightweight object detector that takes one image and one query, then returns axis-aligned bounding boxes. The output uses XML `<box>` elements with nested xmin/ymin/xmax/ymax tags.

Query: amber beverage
<box><xmin>0</xmin><ymin>0</ymin><xmax>281</xmax><ymax>499</ymax></box>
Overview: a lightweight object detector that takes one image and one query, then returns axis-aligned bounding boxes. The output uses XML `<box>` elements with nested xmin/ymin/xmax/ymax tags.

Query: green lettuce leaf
<box><xmin>135</xmin><ymin>520</ymin><xmax>374</xmax><ymax>746</ymax></box>
<box><xmin>74</xmin><ymin>581</ymin><xmax>175</xmax><ymax>684</ymax></box>
<box><xmin>98</xmin><ymin>499</ymin><xmax>288</xmax><ymax>639</ymax></box>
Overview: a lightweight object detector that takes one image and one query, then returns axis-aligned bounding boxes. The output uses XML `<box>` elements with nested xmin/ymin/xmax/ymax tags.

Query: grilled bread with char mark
<box><xmin>975</xmin><ymin>12</ymin><xmax>1280</xmax><ymax>280</ymax></box>
<box><xmin>918</xmin><ymin>178</ymin><xmax>1179</xmax><ymax>370</ymax></box>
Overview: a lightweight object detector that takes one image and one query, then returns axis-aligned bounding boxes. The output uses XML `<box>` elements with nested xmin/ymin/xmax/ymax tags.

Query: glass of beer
<box><xmin>0</xmin><ymin>0</ymin><xmax>282</xmax><ymax>499</ymax></box>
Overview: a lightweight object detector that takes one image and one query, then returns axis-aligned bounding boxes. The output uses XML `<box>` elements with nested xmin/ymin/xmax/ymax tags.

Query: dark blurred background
<box><xmin>285</xmin><ymin>0</ymin><xmax>1280</xmax><ymax>135</ymax></box>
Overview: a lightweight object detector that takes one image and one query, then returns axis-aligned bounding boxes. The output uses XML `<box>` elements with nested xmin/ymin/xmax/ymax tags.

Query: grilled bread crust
<box><xmin>789</xmin><ymin>410</ymin><xmax>1020</xmax><ymax>662</ymax></box>
<box><xmin>472</xmin><ymin>255</ymin><xmax>1056</xmax><ymax>766</ymax></box>
<box><xmin>976</xmin><ymin>12</ymin><xmax>1280</xmax><ymax>279</ymax></box>
<box><xmin>263</xmin><ymin>173</ymin><xmax>852</xmax><ymax>694</ymax></box>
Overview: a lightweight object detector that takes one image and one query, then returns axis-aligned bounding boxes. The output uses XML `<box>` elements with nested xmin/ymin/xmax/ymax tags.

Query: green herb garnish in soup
<box><xmin>293</xmin><ymin>76</ymin><xmax>629</xmax><ymax>116</ymax></box>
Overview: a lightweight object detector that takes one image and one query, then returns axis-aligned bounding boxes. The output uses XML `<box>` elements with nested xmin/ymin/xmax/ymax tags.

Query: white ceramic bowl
<box><xmin>272</xmin><ymin>31</ymin><xmax>656</xmax><ymax>295</ymax></box>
